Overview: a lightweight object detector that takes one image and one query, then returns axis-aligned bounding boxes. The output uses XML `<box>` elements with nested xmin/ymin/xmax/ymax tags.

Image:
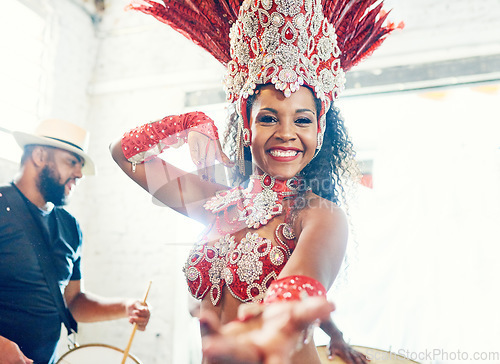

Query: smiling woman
<box><xmin>110</xmin><ymin>0</ymin><xmax>399</xmax><ymax>363</ymax></box>
<box><xmin>2</xmin><ymin>0</ymin><xmax>496</xmax><ymax>362</ymax></box>
<box><xmin>235</xmin><ymin>84</ymin><xmax>357</xmax><ymax>205</ymax></box>
<box><xmin>248</xmin><ymin>85</ymin><xmax>319</xmax><ymax>180</ymax></box>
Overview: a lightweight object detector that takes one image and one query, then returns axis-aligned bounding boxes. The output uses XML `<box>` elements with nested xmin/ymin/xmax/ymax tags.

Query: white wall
<box><xmin>317</xmin><ymin>86</ymin><xmax>500</xmax><ymax>364</ymax></box>
<box><xmin>72</xmin><ymin>1</ymin><xmax>224</xmax><ymax>363</ymax></box>
<box><xmin>2</xmin><ymin>0</ymin><xmax>500</xmax><ymax>363</ymax></box>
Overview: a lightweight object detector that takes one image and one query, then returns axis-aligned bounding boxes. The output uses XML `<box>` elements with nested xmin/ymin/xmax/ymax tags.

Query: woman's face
<box><xmin>249</xmin><ymin>85</ymin><xmax>318</xmax><ymax>179</ymax></box>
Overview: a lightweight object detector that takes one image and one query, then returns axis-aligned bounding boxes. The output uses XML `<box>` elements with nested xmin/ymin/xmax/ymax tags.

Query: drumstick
<box><xmin>121</xmin><ymin>281</ymin><xmax>152</xmax><ymax>364</ymax></box>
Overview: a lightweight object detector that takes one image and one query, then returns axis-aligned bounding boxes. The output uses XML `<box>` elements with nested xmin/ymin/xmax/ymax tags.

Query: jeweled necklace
<box><xmin>204</xmin><ymin>173</ymin><xmax>302</xmax><ymax>232</ymax></box>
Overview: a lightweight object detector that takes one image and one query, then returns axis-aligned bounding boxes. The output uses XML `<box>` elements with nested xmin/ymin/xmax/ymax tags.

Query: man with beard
<box><xmin>0</xmin><ymin>119</ymin><xmax>150</xmax><ymax>364</ymax></box>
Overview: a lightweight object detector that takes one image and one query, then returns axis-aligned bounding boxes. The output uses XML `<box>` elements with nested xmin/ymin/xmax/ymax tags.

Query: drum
<box><xmin>56</xmin><ymin>343</ymin><xmax>142</xmax><ymax>364</ymax></box>
<box><xmin>317</xmin><ymin>345</ymin><xmax>420</xmax><ymax>364</ymax></box>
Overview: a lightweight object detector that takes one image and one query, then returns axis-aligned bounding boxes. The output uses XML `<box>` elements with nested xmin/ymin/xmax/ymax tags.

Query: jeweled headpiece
<box><xmin>128</xmin><ymin>0</ymin><xmax>402</xmax><ymax>156</ymax></box>
<box><xmin>226</xmin><ymin>0</ymin><xmax>344</xmax><ymax>150</ymax></box>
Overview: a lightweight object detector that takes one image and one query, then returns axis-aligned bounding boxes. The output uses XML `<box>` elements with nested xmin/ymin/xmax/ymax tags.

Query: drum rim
<box><xmin>317</xmin><ymin>344</ymin><xmax>421</xmax><ymax>364</ymax></box>
<box><xmin>57</xmin><ymin>343</ymin><xmax>142</xmax><ymax>364</ymax></box>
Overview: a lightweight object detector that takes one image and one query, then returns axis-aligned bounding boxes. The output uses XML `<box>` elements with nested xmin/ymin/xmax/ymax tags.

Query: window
<box><xmin>0</xmin><ymin>0</ymin><xmax>50</xmax><ymax>164</ymax></box>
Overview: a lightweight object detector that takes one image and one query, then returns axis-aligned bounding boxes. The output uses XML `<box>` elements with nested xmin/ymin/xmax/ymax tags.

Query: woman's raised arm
<box><xmin>110</xmin><ymin>111</ymin><xmax>232</xmax><ymax>223</ymax></box>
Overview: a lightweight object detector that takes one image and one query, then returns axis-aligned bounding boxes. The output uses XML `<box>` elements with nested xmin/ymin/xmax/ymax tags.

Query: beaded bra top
<box><xmin>183</xmin><ymin>173</ymin><xmax>301</xmax><ymax>305</ymax></box>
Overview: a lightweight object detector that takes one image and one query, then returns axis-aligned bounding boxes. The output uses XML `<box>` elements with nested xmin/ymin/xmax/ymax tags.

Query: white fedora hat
<box><xmin>13</xmin><ymin>119</ymin><xmax>96</xmax><ymax>175</ymax></box>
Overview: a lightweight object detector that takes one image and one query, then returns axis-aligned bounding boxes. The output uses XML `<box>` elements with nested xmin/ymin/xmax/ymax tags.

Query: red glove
<box><xmin>122</xmin><ymin>111</ymin><xmax>219</xmax><ymax>164</ymax></box>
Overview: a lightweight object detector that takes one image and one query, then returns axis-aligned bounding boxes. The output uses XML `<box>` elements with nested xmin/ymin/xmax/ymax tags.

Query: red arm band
<box><xmin>264</xmin><ymin>275</ymin><xmax>327</xmax><ymax>304</ymax></box>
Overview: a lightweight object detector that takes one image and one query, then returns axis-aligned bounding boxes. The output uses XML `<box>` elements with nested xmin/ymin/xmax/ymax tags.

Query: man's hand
<box><xmin>0</xmin><ymin>336</ymin><xmax>32</xmax><ymax>364</ymax></box>
<box><xmin>125</xmin><ymin>300</ymin><xmax>150</xmax><ymax>331</ymax></box>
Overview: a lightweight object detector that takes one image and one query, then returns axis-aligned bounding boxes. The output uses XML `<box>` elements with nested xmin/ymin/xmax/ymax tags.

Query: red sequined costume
<box><xmin>183</xmin><ymin>173</ymin><xmax>302</xmax><ymax>305</ymax></box>
<box><xmin>125</xmin><ymin>0</ymin><xmax>402</xmax><ymax>306</ymax></box>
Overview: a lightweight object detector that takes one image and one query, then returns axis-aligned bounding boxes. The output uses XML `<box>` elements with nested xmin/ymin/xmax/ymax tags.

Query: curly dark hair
<box><xmin>222</xmin><ymin>90</ymin><xmax>359</xmax><ymax>206</ymax></box>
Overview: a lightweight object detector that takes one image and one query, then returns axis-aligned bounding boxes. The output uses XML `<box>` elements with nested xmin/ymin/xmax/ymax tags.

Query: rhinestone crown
<box><xmin>225</xmin><ymin>0</ymin><xmax>346</xmax><ymax>132</ymax></box>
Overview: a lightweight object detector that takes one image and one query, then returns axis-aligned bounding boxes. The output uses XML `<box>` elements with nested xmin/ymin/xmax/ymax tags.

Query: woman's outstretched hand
<box><xmin>188</xmin><ymin>131</ymin><xmax>233</xmax><ymax>182</ymax></box>
<box><xmin>200</xmin><ymin>297</ymin><xmax>335</xmax><ymax>364</ymax></box>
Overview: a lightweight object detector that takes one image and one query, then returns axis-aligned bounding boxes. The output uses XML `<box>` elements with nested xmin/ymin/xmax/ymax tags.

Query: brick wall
<box><xmin>65</xmin><ymin>0</ymin><xmax>224</xmax><ymax>363</ymax></box>
<box><xmin>8</xmin><ymin>0</ymin><xmax>500</xmax><ymax>362</ymax></box>
<box><xmin>3</xmin><ymin>0</ymin><xmax>223</xmax><ymax>362</ymax></box>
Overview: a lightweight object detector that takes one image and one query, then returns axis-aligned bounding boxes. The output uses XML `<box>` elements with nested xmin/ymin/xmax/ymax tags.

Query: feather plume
<box><xmin>323</xmin><ymin>0</ymin><xmax>403</xmax><ymax>70</ymax></box>
<box><xmin>127</xmin><ymin>0</ymin><xmax>239</xmax><ymax>65</ymax></box>
<box><xmin>127</xmin><ymin>0</ymin><xmax>403</xmax><ymax>70</ymax></box>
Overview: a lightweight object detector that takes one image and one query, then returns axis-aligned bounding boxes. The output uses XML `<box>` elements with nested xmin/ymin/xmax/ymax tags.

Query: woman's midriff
<box><xmin>193</xmin><ymin>199</ymin><xmax>321</xmax><ymax>363</ymax></box>
<box><xmin>185</xmin><ymin>211</ymin><xmax>296</xmax><ymax>305</ymax></box>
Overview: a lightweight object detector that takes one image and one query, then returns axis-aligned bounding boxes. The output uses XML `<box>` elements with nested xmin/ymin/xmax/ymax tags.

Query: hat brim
<box><xmin>13</xmin><ymin>131</ymin><xmax>96</xmax><ymax>175</ymax></box>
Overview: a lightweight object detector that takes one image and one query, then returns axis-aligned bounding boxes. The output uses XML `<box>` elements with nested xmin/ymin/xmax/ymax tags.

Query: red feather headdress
<box><xmin>127</xmin><ymin>0</ymin><xmax>402</xmax><ymax>71</ymax></box>
<box><xmin>127</xmin><ymin>0</ymin><xmax>403</xmax><ymax>153</ymax></box>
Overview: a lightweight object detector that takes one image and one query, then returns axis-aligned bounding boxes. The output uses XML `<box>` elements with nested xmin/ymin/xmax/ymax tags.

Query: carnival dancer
<box><xmin>111</xmin><ymin>0</ymin><xmax>402</xmax><ymax>362</ymax></box>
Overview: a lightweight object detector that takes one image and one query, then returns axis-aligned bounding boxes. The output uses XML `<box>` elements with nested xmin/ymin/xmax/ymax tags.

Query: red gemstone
<box><xmin>263</xmin><ymin>175</ymin><xmax>272</xmax><ymax>186</ymax></box>
<box><xmin>284</xmin><ymin>27</ymin><xmax>294</xmax><ymax>40</ymax></box>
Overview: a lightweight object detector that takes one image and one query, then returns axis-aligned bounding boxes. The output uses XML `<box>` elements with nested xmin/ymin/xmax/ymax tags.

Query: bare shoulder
<box><xmin>283</xmin><ymin>193</ymin><xmax>348</xmax><ymax>288</ymax></box>
<box><xmin>292</xmin><ymin>193</ymin><xmax>347</xmax><ymax>236</ymax></box>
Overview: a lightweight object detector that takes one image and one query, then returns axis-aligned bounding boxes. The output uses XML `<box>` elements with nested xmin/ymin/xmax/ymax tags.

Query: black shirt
<box><xmin>0</xmin><ymin>184</ymin><xmax>82</xmax><ymax>364</ymax></box>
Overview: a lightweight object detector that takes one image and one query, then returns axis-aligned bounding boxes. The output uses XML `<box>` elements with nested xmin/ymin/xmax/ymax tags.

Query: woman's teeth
<box><xmin>269</xmin><ymin>150</ymin><xmax>298</xmax><ymax>157</ymax></box>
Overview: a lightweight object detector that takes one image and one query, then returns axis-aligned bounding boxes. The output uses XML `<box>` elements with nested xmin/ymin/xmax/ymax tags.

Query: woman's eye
<box><xmin>258</xmin><ymin>115</ymin><xmax>278</xmax><ymax>124</ymax></box>
<box><xmin>295</xmin><ymin>118</ymin><xmax>313</xmax><ymax>125</ymax></box>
